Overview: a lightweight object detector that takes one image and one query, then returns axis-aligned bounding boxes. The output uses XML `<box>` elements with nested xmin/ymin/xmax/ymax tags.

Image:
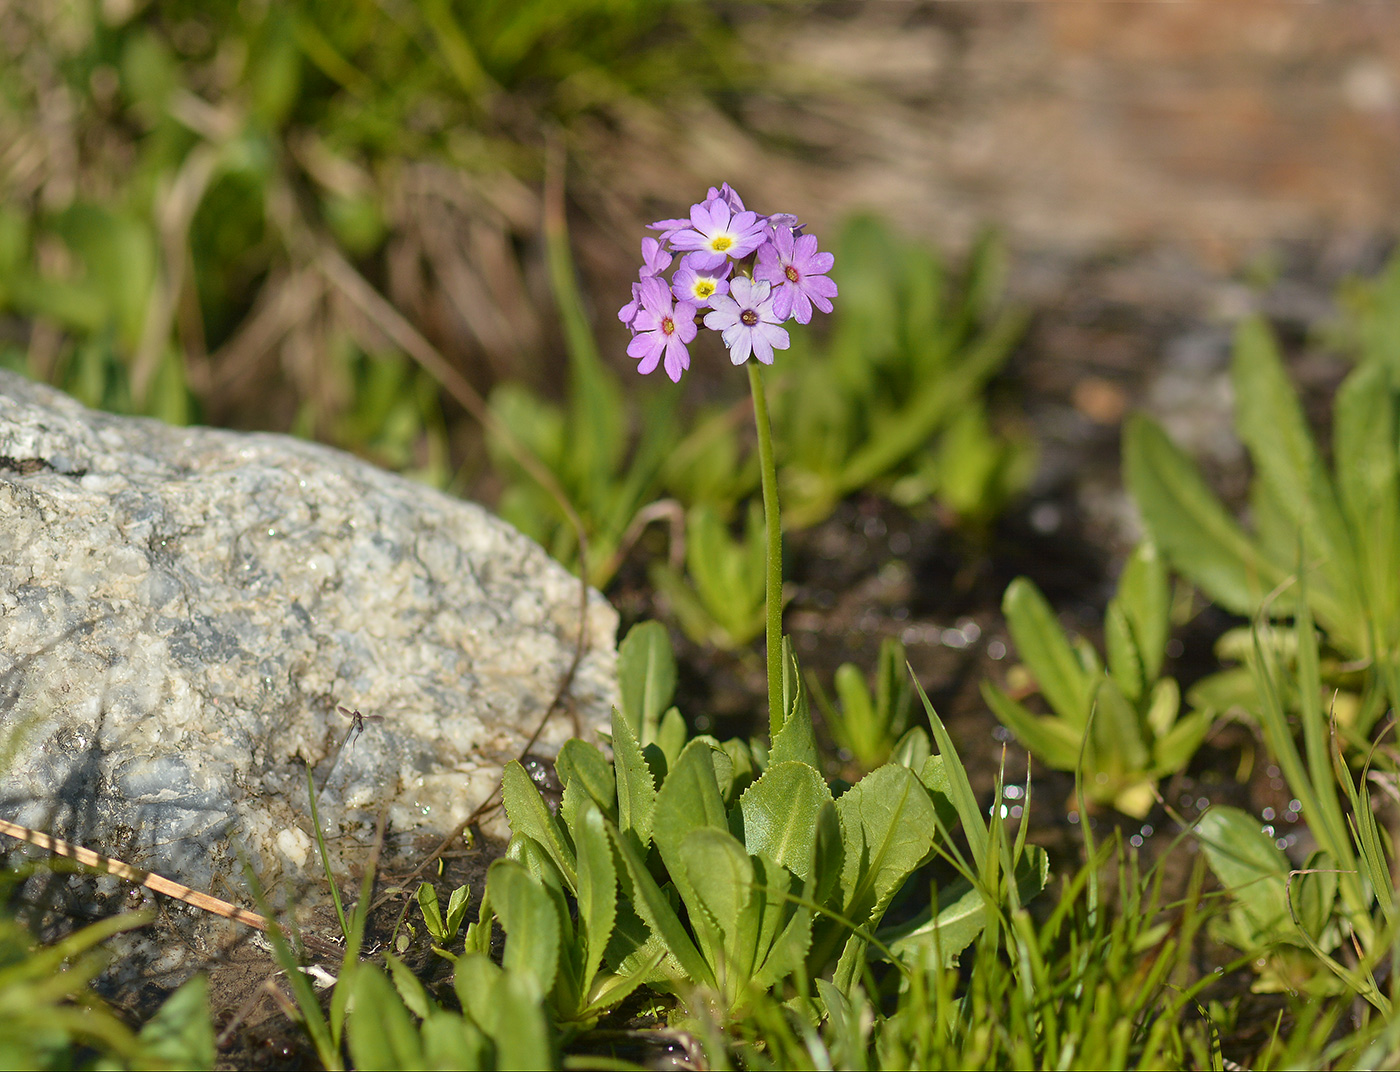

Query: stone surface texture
<box><xmin>0</xmin><ymin>370</ymin><xmax>616</xmax><ymax>898</ymax></box>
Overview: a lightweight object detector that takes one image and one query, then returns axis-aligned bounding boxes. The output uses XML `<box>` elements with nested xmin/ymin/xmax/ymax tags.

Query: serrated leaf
<box><xmin>836</xmin><ymin>764</ymin><xmax>941</xmax><ymax>938</ymax></box>
<box><xmin>501</xmin><ymin>760</ymin><xmax>576</xmax><ymax>891</ymax></box>
<box><xmin>607</xmin><ymin>821</ymin><xmax>715</xmax><ymax>989</ymax></box>
<box><xmin>617</xmin><ymin>621</ymin><xmax>677</xmax><ymax>743</ymax></box>
<box><xmin>772</xmin><ymin>639</ymin><xmax>820</xmax><ymax>768</ymax></box>
<box><xmin>574</xmin><ymin>801</ymin><xmax>618</xmax><ymax>994</ymax></box>
<box><xmin>488</xmin><ymin>860</ymin><xmax>562</xmax><ymax>1003</ymax></box>
<box><xmin>735</xmin><ymin>761</ymin><xmax>834</xmax><ymax>881</ymax></box>
<box><xmin>611</xmin><ymin>705</ymin><xmax>656</xmax><ymax>857</ymax></box>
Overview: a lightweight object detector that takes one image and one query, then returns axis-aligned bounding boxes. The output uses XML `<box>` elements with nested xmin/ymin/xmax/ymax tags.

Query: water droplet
<box><xmin>988</xmin><ymin>639</ymin><xmax>1007</xmax><ymax>660</ymax></box>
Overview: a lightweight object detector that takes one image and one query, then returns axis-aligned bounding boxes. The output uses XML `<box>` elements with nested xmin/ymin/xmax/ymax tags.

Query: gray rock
<box><xmin>0</xmin><ymin>370</ymin><xmax>616</xmax><ymax>919</ymax></box>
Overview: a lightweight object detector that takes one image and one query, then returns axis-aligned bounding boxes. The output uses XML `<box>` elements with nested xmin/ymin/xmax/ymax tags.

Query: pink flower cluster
<box><xmin>618</xmin><ymin>184</ymin><xmax>837</xmax><ymax>382</ymax></box>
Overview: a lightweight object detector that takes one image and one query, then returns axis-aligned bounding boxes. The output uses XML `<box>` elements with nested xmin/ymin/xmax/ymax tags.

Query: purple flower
<box><xmin>627</xmin><ymin>278</ymin><xmax>698</xmax><ymax>382</ymax></box>
<box><xmin>619</xmin><ymin>238</ymin><xmax>676</xmax><ymax>328</ymax></box>
<box><xmin>703</xmin><ymin>277</ymin><xmax>790</xmax><ymax>366</ymax></box>
<box><xmin>639</xmin><ymin>237</ymin><xmax>672</xmax><ymax>278</ymax></box>
<box><xmin>755</xmin><ymin>226</ymin><xmax>837</xmax><ymax>324</ymax></box>
<box><xmin>706</xmin><ymin>183</ymin><xmax>746</xmax><ymax>214</ymax></box>
<box><xmin>671</xmin><ymin>258</ymin><xmax>731</xmax><ymax>309</ymax></box>
<box><xmin>669</xmin><ymin>197</ymin><xmax>768</xmax><ymax>271</ymax></box>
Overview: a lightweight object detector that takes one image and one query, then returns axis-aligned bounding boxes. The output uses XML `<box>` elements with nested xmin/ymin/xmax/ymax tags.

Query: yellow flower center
<box><xmin>661</xmin><ymin>315</ymin><xmax>675</xmax><ymax>335</ymax></box>
<box><xmin>710</xmin><ymin>234</ymin><xmax>733</xmax><ymax>252</ymax></box>
<box><xmin>694</xmin><ymin>280</ymin><xmax>716</xmax><ymax>299</ymax></box>
<box><xmin>785</xmin><ymin>265</ymin><xmax>801</xmax><ymax>283</ymax></box>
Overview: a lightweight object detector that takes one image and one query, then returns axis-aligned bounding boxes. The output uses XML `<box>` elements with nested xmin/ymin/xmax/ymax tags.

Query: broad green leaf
<box><xmin>488</xmin><ymin>859</ymin><xmax>561</xmax><ymax>1002</ymax></box>
<box><xmin>420</xmin><ymin>1011</ymin><xmax>489</xmax><ymax>1071</ymax></box>
<box><xmin>556</xmin><ymin>738</ymin><xmax>616</xmax><ymax>813</ymax></box>
<box><xmin>491</xmin><ymin>968</ymin><xmax>557</xmax><ymax>1069</ymax></box>
<box><xmin>836</xmin><ymin>763</ymin><xmax>941</xmax><ymax>932</ymax></box>
<box><xmin>384</xmin><ymin>952</ymin><xmax>431</xmax><ymax>1020</ymax></box>
<box><xmin>347</xmin><ymin>964</ymin><xmax>425</xmax><ymax>1071</ymax></box>
<box><xmin>889</xmin><ymin>726</ymin><xmax>931</xmax><ymax>770</ymax></box>
<box><xmin>611</xmin><ymin>705</ymin><xmax>656</xmax><ymax>856</ymax></box>
<box><xmin>833</xmin><ymin>661</ymin><xmax>878</xmax><ymax>758</ymax></box>
<box><xmin>1002</xmin><ymin>578</ymin><xmax>1092</xmax><ymax>726</ymax></box>
<box><xmin>1125</xmin><ymin>415</ymin><xmax>1285</xmax><ymax>616</ymax></box>
<box><xmin>1118</xmin><ymin>540</ymin><xmax>1170</xmax><ymax>684</ymax></box>
<box><xmin>681</xmin><ymin>827</ymin><xmax>757</xmax><ymax>984</ymax></box>
<box><xmin>574</xmin><ymin>801</ymin><xmax>618</xmax><ymax>994</ymax></box>
<box><xmin>1105</xmin><ymin>600</ymin><xmax>1145</xmax><ymax>703</ymax></box>
<box><xmin>652</xmin><ymin>738</ymin><xmax>728</xmax><ymax>884</ymax></box>
<box><xmin>617</xmin><ymin>621</ymin><xmax>677</xmax><ymax>742</ymax></box>
<box><xmin>735</xmin><ymin>761</ymin><xmax>834</xmax><ymax>881</ymax></box>
<box><xmin>655</xmin><ymin>706</ymin><xmax>688</xmax><ymax>772</ymax></box>
<box><xmin>1144</xmin><ymin>676</ymin><xmax>1182</xmax><ymax>740</ymax></box>
<box><xmin>1195</xmin><ymin>805</ymin><xmax>1292</xmax><ymax>945</ymax></box>
<box><xmin>1295</xmin><ymin>850</ymin><xmax>1339</xmax><ymax>944</ymax></box>
<box><xmin>749</xmin><ymin>855</ymin><xmax>813</xmax><ymax>992</ymax></box>
<box><xmin>501</xmin><ymin>760</ymin><xmax>576</xmax><ymax>891</ymax></box>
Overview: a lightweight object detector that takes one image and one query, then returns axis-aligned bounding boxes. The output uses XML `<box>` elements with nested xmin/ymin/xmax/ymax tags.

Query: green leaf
<box><xmin>1232</xmin><ymin>318</ymin><xmax>1356</xmax><ymax>616</ymax></box>
<box><xmin>980</xmin><ymin>682</ymin><xmax>1084</xmax><ymax>771</ymax></box>
<box><xmin>617</xmin><ymin>621</ymin><xmax>677</xmax><ymax>743</ymax></box>
<box><xmin>680</xmin><ymin>827</ymin><xmax>758</xmax><ymax>983</ymax></box>
<box><xmin>574</xmin><ymin>801</ymin><xmax>618</xmax><ymax>995</ymax></box>
<box><xmin>488</xmin><ymin>860</ymin><xmax>562</xmax><ymax>1003</ymax></box>
<box><xmin>347</xmin><ymin>964</ymin><xmax>425</xmax><ymax>1071</ymax></box>
<box><xmin>883</xmin><ymin>845</ymin><xmax>1049</xmax><ymax>969</ymax></box>
<box><xmin>454</xmin><ymin>953</ymin><xmax>556</xmax><ymax>1069</ymax></box>
<box><xmin>1088</xmin><ymin>677</ymin><xmax>1151</xmax><ymax>780</ymax></box>
<box><xmin>771</xmin><ymin>639</ymin><xmax>820</xmax><ymax>768</ymax></box>
<box><xmin>735</xmin><ymin>761</ymin><xmax>834</xmax><ymax>882</ymax></box>
<box><xmin>835</xmin><ymin>763</ymin><xmax>942</xmax><ymax>939</ymax></box>
<box><xmin>915</xmin><ymin>678</ymin><xmax>988</xmax><ymax>868</ymax></box>
<box><xmin>1002</xmin><ymin>577</ymin><xmax>1092</xmax><ymax>726</ymax></box>
<box><xmin>1334</xmin><ymin>360</ymin><xmax>1400</xmax><ymax>656</ymax></box>
<box><xmin>137</xmin><ymin>975</ymin><xmax>215</xmax><ymax>1070</ymax></box>
<box><xmin>385</xmin><ymin>952</ymin><xmax>431</xmax><ymax>1020</ymax></box>
<box><xmin>415</xmin><ymin>882</ymin><xmax>446</xmax><ymax>941</ymax></box>
<box><xmin>1195</xmin><ymin>805</ymin><xmax>1292</xmax><ymax>946</ymax></box>
<box><xmin>501</xmin><ymin>760</ymin><xmax>577</xmax><ymax>891</ymax></box>
<box><xmin>607</xmin><ymin>821</ymin><xmax>716</xmax><ymax>990</ymax></box>
<box><xmin>420</xmin><ymin>1010</ymin><xmax>489</xmax><ymax>1071</ymax></box>
<box><xmin>611</xmin><ymin>705</ymin><xmax>656</xmax><ymax>857</ymax></box>
<box><xmin>1125</xmin><ymin>415</ymin><xmax>1290</xmax><ymax>617</ymax></box>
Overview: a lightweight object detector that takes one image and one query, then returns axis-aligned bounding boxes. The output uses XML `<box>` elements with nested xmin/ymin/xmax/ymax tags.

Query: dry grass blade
<box><xmin>0</xmin><ymin>815</ymin><xmax>268</xmax><ymax>931</ymax></box>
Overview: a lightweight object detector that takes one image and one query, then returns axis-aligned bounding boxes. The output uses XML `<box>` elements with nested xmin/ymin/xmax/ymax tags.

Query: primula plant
<box><xmin>621</xmin><ymin>184</ymin><xmax>838</xmax><ymax>733</ymax></box>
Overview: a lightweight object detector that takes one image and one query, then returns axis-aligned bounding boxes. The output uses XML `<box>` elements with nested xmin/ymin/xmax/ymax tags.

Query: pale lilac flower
<box><xmin>706</xmin><ymin>183</ymin><xmax>746</xmax><ymax>214</ymax></box>
<box><xmin>703</xmin><ymin>277</ymin><xmax>790</xmax><ymax>366</ymax></box>
<box><xmin>669</xmin><ymin>197</ymin><xmax>768</xmax><ymax>271</ymax></box>
<box><xmin>639</xmin><ymin>237</ymin><xmax>672</xmax><ymax>278</ymax></box>
<box><xmin>671</xmin><ymin>258</ymin><xmax>731</xmax><ymax>309</ymax></box>
<box><xmin>619</xmin><ymin>238</ymin><xmax>676</xmax><ymax>328</ymax></box>
<box><xmin>618</xmin><ymin>281</ymin><xmax>644</xmax><ymax>329</ymax></box>
<box><xmin>627</xmin><ymin>277</ymin><xmax>698</xmax><ymax>382</ymax></box>
<box><xmin>755</xmin><ymin>226</ymin><xmax>837</xmax><ymax>324</ymax></box>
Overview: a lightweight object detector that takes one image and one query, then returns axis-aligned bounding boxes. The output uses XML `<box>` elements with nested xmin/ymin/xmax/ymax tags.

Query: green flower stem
<box><xmin>748</xmin><ymin>362</ymin><xmax>784</xmax><ymax>739</ymax></box>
